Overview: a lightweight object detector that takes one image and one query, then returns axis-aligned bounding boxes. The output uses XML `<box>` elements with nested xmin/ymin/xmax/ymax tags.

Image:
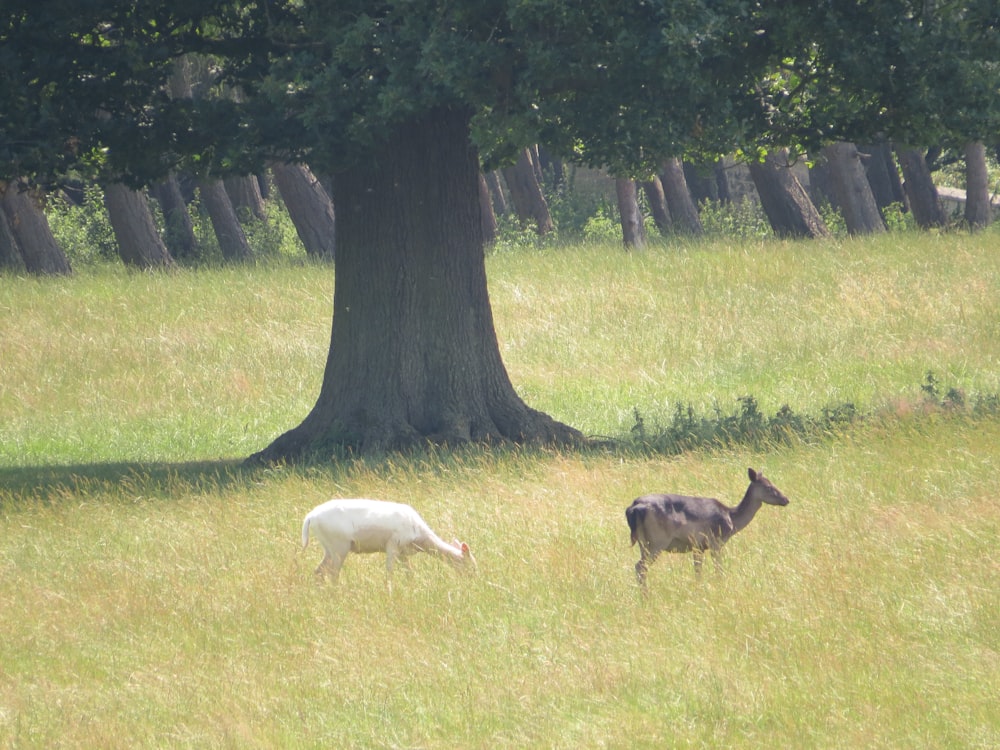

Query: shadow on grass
<box><xmin>4</xmin><ymin>373</ymin><xmax>996</xmax><ymax>505</ymax></box>
<box><xmin>0</xmin><ymin>459</ymin><xmax>257</xmax><ymax>506</ymax></box>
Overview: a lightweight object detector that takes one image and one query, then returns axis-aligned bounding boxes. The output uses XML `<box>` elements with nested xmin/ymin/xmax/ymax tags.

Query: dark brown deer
<box><xmin>625</xmin><ymin>468</ymin><xmax>789</xmax><ymax>584</ymax></box>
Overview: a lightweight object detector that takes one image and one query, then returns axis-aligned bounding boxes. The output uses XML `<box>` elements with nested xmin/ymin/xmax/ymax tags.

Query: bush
<box><xmin>46</xmin><ymin>186</ymin><xmax>118</xmax><ymax>265</ymax></box>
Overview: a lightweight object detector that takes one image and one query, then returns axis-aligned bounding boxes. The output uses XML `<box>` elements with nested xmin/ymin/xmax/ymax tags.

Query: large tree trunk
<box><xmin>103</xmin><ymin>183</ymin><xmax>175</xmax><ymax>269</ymax></box>
<box><xmin>964</xmin><ymin>141</ymin><xmax>992</xmax><ymax>230</ymax></box>
<box><xmin>502</xmin><ymin>147</ymin><xmax>554</xmax><ymax>235</ymax></box>
<box><xmin>615</xmin><ymin>178</ymin><xmax>646</xmax><ymax>249</ymax></box>
<box><xmin>199</xmin><ymin>179</ymin><xmax>254</xmax><ymax>262</ymax></box>
<box><xmin>0</xmin><ymin>204</ymin><xmax>27</xmax><ymax>272</ymax></box>
<box><xmin>821</xmin><ymin>142</ymin><xmax>886</xmax><ymax>235</ymax></box>
<box><xmin>248</xmin><ymin>107</ymin><xmax>582</xmax><ymax>462</ymax></box>
<box><xmin>660</xmin><ymin>157</ymin><xmax>703</xmax><ymax>235</ymax></box>
<box><xmin>0</xmin><ymin>180</ymin><xmax>72</xmax><ymax>275</ymax></box>
<box><xmin>270</xmin><ymin>161</ymin><xmax>337</xmax><ymax>260</ymax></box>
<box><xmin>641</xmin><ymin>176</ymin><xmax>672</xmax><ymax>234</ymax></box>
<box><xmin>748</xmin><ymin>150</ymin><xmax>831</xmax><ymax>239</ymax></box>
<box><xmin>896</xmin><ymin>148</ymin><xmax>947</xmax><ymax>229</ymax></box>
<box><xmin>151</xmin><ymin>175</ymin><xmax>199</xmax><ymax>260</ymax></box>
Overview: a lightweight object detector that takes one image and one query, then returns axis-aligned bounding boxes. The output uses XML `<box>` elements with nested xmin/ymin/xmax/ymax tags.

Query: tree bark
<box><xmin>103</xmin><ymin>183</ymin><xmax>176</xmax><ymax>269</ymax></box>
<box><xmin>747</xmin><ymin>150</ymin><xmax>831</xmax><ymax>239</ymax></box>
<box><xmin>478</xmin><ymin>172</ymin><xmax>498</xmax><ymax>245</ymax></box>
<box><xmin>0</xmin><ymin>205</ymin><xmax>26</xmax><ymax>272</ymax></box>
<box><xmin>151</xmin><ymin>175</ymin><xmax>199</xmax><ymax>260</ymax></box>
<box><xmin>248</xmin><ymin>107</ymin><xmax>582</xmax><ymax>463</ymax></box>
<box><xmin>199</xmin><ymin>179</ymin><xmax>254</xmax><ymax>262</ymax></box>
<box><xmin>660</xmin><ymin>157</ymin><xmax>703</xmax><ymax>235</ymax></box>
<box><xmin>896</xmin><ymin>148</ymin><xmax>947</xmax><ymax>229</ymax></box>
<box><xmin>820</xmin><ymin>142</ymin><xmax>886</xmax><ymax>235</ymax></box>
<box><xmin>270</xmin><ymin>161</ymin><xmax>336</xmax><ymax>260</ymax></box>
<box><xmin>641</xmin><ymin>176</ymin><xmax>672</xmax><ymax>234</ymax></box>
<box><xmin>485</xmin><ymin>171</ymin><xmax>508</xmax><ymax>216</ymax></box>
<box><xmin>224</xmin><ymin>175</ymin><xmax>267</xmax><ymax>222</ymax></box>
<box><xmin>615</xmin><ymin>178</ymin><xmax>646</xmax><ymax>249</ymax></box>
<box><xmin>860</xmin><ymin>141</ymin><xmax>906</xmax><ymax>210</ymax></box>
<box><xmin>501</xmin><ymin>147</ymin><xmax>554</xmax><ymax>235</ymax></box>
<box><xmin>964</xmin><ymin>141</ymin><xmax>992</xmax><ymax>230</ymax></box>
<box><xmin>0</xmin><ymin>180</ymin><xmax>72</xmax><ymax>275</ymax></box>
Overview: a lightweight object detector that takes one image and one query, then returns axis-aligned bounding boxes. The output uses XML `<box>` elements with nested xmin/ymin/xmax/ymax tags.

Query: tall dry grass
<box><xmin>1</xmin><ymin>231</ymin><xmax>999</xmax><ymax>747</ymax></box>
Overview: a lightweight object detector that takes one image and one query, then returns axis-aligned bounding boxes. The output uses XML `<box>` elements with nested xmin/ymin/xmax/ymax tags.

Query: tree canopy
<box><xmin>3</xmin><ymin>1</ymin><xmax>997</xmax><ymax>185</ymax></box>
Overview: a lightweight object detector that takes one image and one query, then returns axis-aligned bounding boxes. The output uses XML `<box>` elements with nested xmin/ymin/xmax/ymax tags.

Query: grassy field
<box><xmin>1</xmin><ymin>231</ymin><xmax>999</xmax><ymax>748</ymax></box>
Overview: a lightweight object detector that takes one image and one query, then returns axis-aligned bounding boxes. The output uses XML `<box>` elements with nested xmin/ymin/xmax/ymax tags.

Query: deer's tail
<box><xmin>625</xmin><ymin>504</ymin><xmax>644</xmax><ymax>547</ymax></box>
<box><xmin>301</xmin><ymin>515</ymin><xmax>312</xmax><ymax>549</ymax></box>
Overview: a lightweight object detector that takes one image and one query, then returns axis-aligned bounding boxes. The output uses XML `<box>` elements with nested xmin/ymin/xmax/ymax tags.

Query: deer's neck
<box><xmin>418</xmin><ymin>529</ymin><xmax>463</xmax><ymax>561</ymax></box>
<box><xmin>729</xmin><ymin>490</ymin><xmax>763</xmax><ymax>535</ymax></box>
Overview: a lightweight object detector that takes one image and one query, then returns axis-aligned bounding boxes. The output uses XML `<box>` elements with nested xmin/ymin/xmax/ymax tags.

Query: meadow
<box><xmin>1</xmin><ymin>230</ymin><xmax>999</xmax><ymax>747</ymax></box>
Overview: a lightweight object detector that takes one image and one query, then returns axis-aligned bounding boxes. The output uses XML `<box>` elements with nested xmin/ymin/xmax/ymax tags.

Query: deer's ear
<box><xmin>748</xmin><ymin>468</ymin><xmax>758</xmax><ymax>481</ymax></box>
<box><xmin>461</xmin><ymin>542</ymin><xmax>470</xmax><ymax>554</ymax></box>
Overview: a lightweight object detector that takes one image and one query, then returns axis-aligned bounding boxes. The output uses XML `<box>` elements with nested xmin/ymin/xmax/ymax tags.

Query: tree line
<box><xmin>2</xmin><ymin>1</ymin><xmax>998</xmax><ymax>459</ymax></box>
<box><xmin>3</xmin><ymin>139</ymin><xmax>994</xmax><ymax>273</ymax></box>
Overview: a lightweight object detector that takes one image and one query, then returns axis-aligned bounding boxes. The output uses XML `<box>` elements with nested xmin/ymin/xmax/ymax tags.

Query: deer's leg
<box><xmin>396</xmin><ymin>553</ymin><xmax>414</xmax><ymax>576</ymax></box>
<box><xmin>692</xmin><ymin>549</ymin><xmax>705</xmax><ymax>577</ymax></box>
<box><xmin>635</xmin><ymin>545</ymin><xmax>658</xmax><ymax>587</ymax></box>
<box><xmin>315</xmin><ymin>546</ymin><xmax>347</xmax><ymax>583</ymax></box>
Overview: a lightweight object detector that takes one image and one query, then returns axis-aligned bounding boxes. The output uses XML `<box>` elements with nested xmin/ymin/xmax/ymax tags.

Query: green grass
<box><xmin>1</xmin><ymin>231</ymin><xmax>999</xmax><ymax>747</ymax></box>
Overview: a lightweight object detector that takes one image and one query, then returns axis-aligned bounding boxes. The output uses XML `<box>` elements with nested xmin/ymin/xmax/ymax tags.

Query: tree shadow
<box><xmin>0</xmin><ymin>459</ymin><xmax>257</xmax><ymax>506</ymax></box>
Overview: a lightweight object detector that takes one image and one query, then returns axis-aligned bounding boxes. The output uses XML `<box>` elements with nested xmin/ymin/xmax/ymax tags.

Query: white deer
<box><xmin>301</xmin><ymin>498</ymin><xmax>476</xmax><ymax>584</ymax></box>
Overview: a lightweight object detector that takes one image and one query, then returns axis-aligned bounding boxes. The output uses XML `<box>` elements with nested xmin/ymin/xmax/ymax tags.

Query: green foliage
<box><xmin>580</xmin><ymin>203</ymin><xmax>622</xmax><ymax>243</ymax></box>
<box><xmin>5</xmin><ymin>0</ymin><xmax>999</xmax><ymax>192</ymax></box>
<box><xmin>882</xmin><ymin>201</ymin><xmax>917</xmax><ymax>233</ymax></box>
<box><xmin>627</xmin><ymin>370</ymin><xmax>1000</xmax><ymax>456</ymax></box>
<box><xmin>626</xmin><ymin>395</ymin><xmax>860</xmax><ymax>455</ymax></box>
<box><xmin>814</xmin><ymin>197</ymin><xmax>848</xmax><ymax>237</ymax></box>
<box><xmin>698</xmin><ymin>198</ymin><xmax>772</xmax><ymax>239</ymax></box>
<box><xmin>542</xmin><ymin>166</ymin><xmax>610</xmax><ymax>238</ymax></box>
<box><xmin>45</xmin><ymin>184</ymin><xmax>310</xmax><ymax>267</ymax></box>
<box><xmin>45</xmin><ymin>187</ymin><xmax>118</xmax><ymax>264</ymax></box>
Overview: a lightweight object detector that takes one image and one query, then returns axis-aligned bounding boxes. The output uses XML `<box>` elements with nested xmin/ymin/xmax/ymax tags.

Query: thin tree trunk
<box><xmin>151</xmin><ymin>175</ymin><xmax>198</xmax><ymax>260</ymax></box>
<box><xmin>224</xmin><ymin>175</ymin><xmax>267</xmax><ymax>222</ymax></box>
<box><xmin>861</xmin><ymin>141</ymin><xmax>906</xmax><ymax>209</ymax></box>
<box><xmin>478</xmin><ymin>172</ymin><xmax>498</xmax><ymax>245</ymax></box>
<box><xmin>270</xmin><ymin>161</ymin><xmax>336</xmax><ymax>260</ymax></box>
<box><xmin>821</xmin><ymin>142</ymin><xmax>886</xmax><ymax>235</ymax></box>
<box><xmin>616</xmin><ymin>178</ymin><xmax>646</xmax><ymax>249</ymax></box>
<box><xmin>964</xmin><ymin>141</ymin><xmax>992</xmax><ymax>229</ymax></box>
<box><xmin>747</xmin><ymin>150</ymin><xmax>831</xmax><ymax>239</ymax></box>
<box><xmin>660</xmin><ymin>157</ymin><xmax>703</xmax><ymax>235</ymax></box>
<box><xmin>200</xmin><ymin>179</ymin><xmax>254</xmax><ymax>262</ymax></box>
<box><xmin>641</xmin><ymin>176</ymin><xmax>672</xmax><ymax>234</ymax></box>
<box><xmin>896</xmin><ymin>147</ymin><xmax>947</xmax><ymax>229</ymax></box>
<box><xmin>502</xmin><ymin>147</ymin><xmax>554</xmax><ymax>235</ymax></box>
<box><xmin>248</xmin><ymin>107</ymin><xmax>581</xmax><ymax>463</ymax></box>
<box><xmin>168</xmin><ymin>55</ymin><xmax>253</xmax><ymax>261</ymax></box>
<box><xmin>0</xmin><ymin>180</ymin><xmax>72</xmax><ymax>275</ymax></box>
<box><xmin>104</xmin><ymin>183</ymin><xmax>175</xmax><ymax>269</ymax></box>
<box><xmin>485</xmin><ymin>171</ymin><xmax>508</xmax><ymax>216</ymax></box>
